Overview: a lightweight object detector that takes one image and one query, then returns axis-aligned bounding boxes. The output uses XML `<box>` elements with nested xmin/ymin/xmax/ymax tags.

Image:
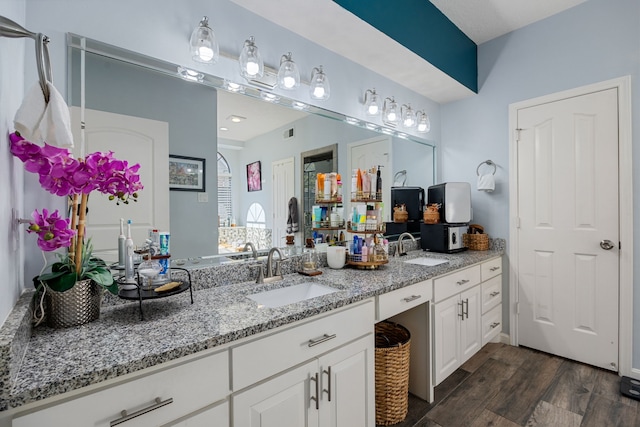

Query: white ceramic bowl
<box><xmin>327</xmin><ymin>246</ymin><xmax>346</xmax><ymax>269</ymax></box>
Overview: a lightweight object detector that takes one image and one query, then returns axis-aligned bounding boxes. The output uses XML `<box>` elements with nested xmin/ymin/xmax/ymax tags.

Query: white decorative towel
<box><xmin>477</xmin><ymin>174</ymin><xmax>495</xmax><ymax>192</ymax></box>
<box><xmin>13</xmin><ymin>82</ymin><xmax>46</xmax><ymax>141</ymax></box>
<box><xmin>39</xmin><ymin>82</ymin><xmax>74</xmax><ymax>148</ymax></box>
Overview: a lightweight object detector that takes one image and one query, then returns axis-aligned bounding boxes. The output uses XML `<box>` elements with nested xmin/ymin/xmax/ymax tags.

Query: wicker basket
<box><xmin>375</xmin><ymin>321</ymin><xmax>411</xmax><ymax>426</ymax></box>
<box><xmin>463</xmin><ymin>233</ymin><xmax>490</xmax><ymax>251</ymax></box>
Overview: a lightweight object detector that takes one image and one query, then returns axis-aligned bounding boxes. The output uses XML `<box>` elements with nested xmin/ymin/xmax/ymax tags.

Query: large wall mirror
<box><xmin>67</xmin><ymin>34</ymin><xmax>436</xmax><ymax>261</ymax></box>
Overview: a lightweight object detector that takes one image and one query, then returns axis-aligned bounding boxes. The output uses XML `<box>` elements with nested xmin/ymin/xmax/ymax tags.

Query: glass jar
<box><xmin>302</xmin><ymin>245</ymin><xmax>318</xmax><ymax>272</ymax></box>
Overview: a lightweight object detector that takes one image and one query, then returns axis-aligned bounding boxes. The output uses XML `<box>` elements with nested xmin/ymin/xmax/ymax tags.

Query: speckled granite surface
<box><xmin>0</xmin><ymin>239</ymin><xmax>504</xmax><ymax>412</ymax></box>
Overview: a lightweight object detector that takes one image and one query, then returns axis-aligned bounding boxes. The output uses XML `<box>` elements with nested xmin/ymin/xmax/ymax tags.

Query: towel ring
<box><xmin>476</xmin><ymin>160</ymin><xmax>496</xmax><ymax>176</ymax></box>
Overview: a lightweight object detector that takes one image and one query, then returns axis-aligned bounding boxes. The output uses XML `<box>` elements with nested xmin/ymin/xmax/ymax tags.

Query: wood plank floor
<box><xmin>378</xmin><ymin>343</ymin><xmax>639</xmax><ymax>427</ymax></box>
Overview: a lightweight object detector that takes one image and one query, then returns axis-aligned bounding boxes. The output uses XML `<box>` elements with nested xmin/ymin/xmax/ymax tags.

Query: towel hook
<box><xmin>476</xmin><ymin>160</ymin><xmax>496</xmax><ymax>176</ymax></box>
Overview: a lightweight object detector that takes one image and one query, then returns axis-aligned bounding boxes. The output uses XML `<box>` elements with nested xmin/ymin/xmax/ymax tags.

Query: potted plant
<box><xmin>10</xmin><ymin>132</ymin><xmax>143</xmax><ymax>327</ymax></box>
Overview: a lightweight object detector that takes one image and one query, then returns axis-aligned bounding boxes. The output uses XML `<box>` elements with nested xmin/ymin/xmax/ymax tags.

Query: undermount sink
<box><xmin>247</xmin><ymin>282</ymin><xmax>338</xmax><ymax>308</ymax></box>
<box><xmin>403</xmin><ymin>257</ymin><xmax>449</xmax><ymax>267</ymax></box>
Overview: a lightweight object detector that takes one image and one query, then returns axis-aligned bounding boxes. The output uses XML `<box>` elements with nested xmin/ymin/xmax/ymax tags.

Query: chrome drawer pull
<box><xmin>456</xmin><ymin>279</ymin><xmax>469</xmax><ymax>286</ymax></box>
<box><xmin>490</xmin><ymin>267</ymin><xmax>500</xmax><ymax>271</ymax></box>
<box><xmin>403</xmin><ymin>295</ymin><xmax>421</xmax><ymax>303</ymax></box>
<box><xmin>110</xmin><ymin>397</ymin><xmax>173</xmax><ymax>426</ymax></box>
<box><xmin>490</xmin><ymin>291</ymin><xmax>500</xmax><ymax>297</ymax></box>
<box><xmin>490</xmin><ymin>322</ymin><xmax>501</xmax><ymax>329</ymax></box>
<box><xmin>308</xmin><ymin>333</ymin><xmax>337</xmax><ymax>347</ymax></box>
<box><xmin>310</xmin><ymin>372</ymin><xmax>320</xmax><ymax>410</ymax></box>
<box><xmin>323</xmin><ymin>366</ymin><xmax>332</xmax><ymax>402</ymax></box>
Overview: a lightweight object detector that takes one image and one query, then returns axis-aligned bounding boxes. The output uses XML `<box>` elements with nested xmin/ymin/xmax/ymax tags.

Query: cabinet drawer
<box><xmin>482</xmin><ymin>304</ymin><xmax>502</xmax><ymax>346</ymax></box>
<box><xmin>481</xmin><ymin>275</ymin><xmax>502</xmax><ymax>314</ymax></box>
<box><xmin>377</xmin><ymin>280</ymin><xmax>432</xmax><ymax>320</ymax></box>
<box><xmin>232</xmin><ymin>300</ymin><xmax>374</xmax><ymax>391</ymax></box>
<box><xmin>481</xmin><ymin>257</ymin><xmax>502</xmax><ymax>281</ymax></box>
<box><xmin>433</xmin><ymin>265</ymin><xmax>481</xmax><ymax>302</ymax></box>
<box><xmin>13</xmin><ymin>350</ymin><xmax>229</xmax><ymax>427</ymax></box>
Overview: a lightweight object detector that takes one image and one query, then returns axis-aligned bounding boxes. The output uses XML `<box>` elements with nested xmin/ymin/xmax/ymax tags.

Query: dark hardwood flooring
<box><xmin>379</xmin><ymin>343</ymin><xmax>639</xmax><ymax>427</ymax></box>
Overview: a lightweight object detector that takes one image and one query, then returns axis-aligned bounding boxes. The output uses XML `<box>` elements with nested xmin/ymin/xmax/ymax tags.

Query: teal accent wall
<box><xmin>333</xmin><ymin>0</ymin><xmax>477</xmax><ymax>93</ymax></box>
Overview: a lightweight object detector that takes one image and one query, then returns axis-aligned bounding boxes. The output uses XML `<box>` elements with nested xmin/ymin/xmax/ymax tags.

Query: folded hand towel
<box><xmin>39</xmin><ymin>82</ymin><xmax>74</xmax><ymax>148</ymax></box>
<box><xmin>14</xmin><ymin>82</ymin><xmax>46</xmax><ymax>141</ymax></box>
<box><xmin>477</xmin><ymin>174</ymin><xmax>495</xmax><ymax>192</ymax></box>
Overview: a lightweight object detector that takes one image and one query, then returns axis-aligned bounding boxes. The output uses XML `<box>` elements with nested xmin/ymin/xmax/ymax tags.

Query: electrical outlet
<box><xmin>197</xmin><ymin>192</ymin><xmax>208</xmax><ymax>203</ymax></box>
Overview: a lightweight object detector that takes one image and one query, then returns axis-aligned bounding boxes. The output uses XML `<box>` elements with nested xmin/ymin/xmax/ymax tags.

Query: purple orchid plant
<box><xmin>10</xmin><ymin>132</ymin><xmax>143</xmax><ymax>293</ymax></box>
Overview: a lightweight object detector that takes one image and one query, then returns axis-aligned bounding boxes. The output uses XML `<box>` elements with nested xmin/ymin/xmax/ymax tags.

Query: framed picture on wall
<box><xmin>247</xmin><ymin>160</ymin><xmax>262</xmax><ymax>192</ymax></box>
<box><xmin>169</xmin><ymin>155</ymin><xmax>205</xmax><ymax>191</ymax></box>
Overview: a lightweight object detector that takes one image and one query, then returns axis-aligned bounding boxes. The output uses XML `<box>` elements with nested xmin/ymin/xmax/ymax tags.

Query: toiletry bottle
<box><xmin>118</xmin><ymin>218</ymin><xmax>126</xmax><ymax>268</ymax></box>
<box><xmin>124</xmin><ymin>220</ymin><xmax>136</xmax><ymax>283</ymax></box>
<box><xmin>376</xmin><ymin>165</ymin><xmax>383</xmax><ymax>200</ymax></box>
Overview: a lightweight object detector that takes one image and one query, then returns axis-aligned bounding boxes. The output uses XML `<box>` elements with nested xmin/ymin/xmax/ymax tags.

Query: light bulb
<box><xmin>313</xmin><ymin>86</ymin><xmax>326</xmax><ymax>98</ymax></box>
<box><xmin>278</xmin><ymin>52</ymin><xmax>300</xmax><ymax>90</ymax></box>
<box><xmin>283</xmin><ymin>76</ymin><xmax>296</xmax><ymax>88</ymax></box>
<box><xmin>387</xmin><ymin>112</ymin><xmax>397</xmax><ymax>122</ymax></box>
<box><xmin>368</xmin><ymin>104</ymin><xmax>379</xmax><ymax>115</ymax></box>
<box><xmin>197</xmin><ymin>46</ymin><xmax>214</xmax><ymax>62</ymax></box>
<box><xmin>246</xmin><ymin>61</ymin><xmax>260</xmax><ymax>76</ymax></box>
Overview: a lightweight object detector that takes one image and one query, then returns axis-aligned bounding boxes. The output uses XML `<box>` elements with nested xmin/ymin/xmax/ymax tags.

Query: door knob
<box><xmin>600</xmin><ymin>240</ymin><xmax>615</xmax><ymax>250</ymax></box>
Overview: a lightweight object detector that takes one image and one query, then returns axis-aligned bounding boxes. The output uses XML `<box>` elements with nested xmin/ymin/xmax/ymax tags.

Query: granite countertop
<box><xmin>0</xmin><ymin>243</ymin><xmax>504</xmax><ymax>411</ymax></box>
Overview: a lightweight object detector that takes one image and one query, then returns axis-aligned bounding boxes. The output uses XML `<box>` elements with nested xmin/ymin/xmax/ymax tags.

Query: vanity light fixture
<box><xmin>189</xmin><ymin>16</ymin><xmax>219</xmax><ymax>64</ymax></box>
<box><xmin>309</xmin><ymin>66</ymin><xmax>330</xmax><ymax>100</ymax></box>
<box><xmin>277</xmin><ymin>52</ymin><xmax>300</xmax><ymax>90</ymax></box>
<box><xmin>416</xmin><ymin>111</ymin><xmax>431</xmax><ymax>133</ymax></box>
<box><xmin>401</xmin><ymin>104</ymin><xmax>417</xmax><ymax>128</ymax></box>
<box><xmin>239</xmin><ymin>36</ymin><xmax>264</xmax><ymax>79</ymax></box>
<box><xmin>177</xmin><ymin>66</ymin><xmax>204</xmax><ymax>82</ymax></box>
<box><xmin>382</xmin><ymin>97</ymin><xmax>399</xmax><ymax>126</ymax></box>
<box><xmin>363</xmin><ymin>88</ymin><xmax>381</xmax><ymax>116</ymax></box>
<box><xmin>225</xmin><ymin>80</ymin><xmax>245</xmax><ymax>93</ymax></box>
<box><xmin>260</xmin><ymin>92</ymin><xmax>280</xmax><ymax>102</ymax></box>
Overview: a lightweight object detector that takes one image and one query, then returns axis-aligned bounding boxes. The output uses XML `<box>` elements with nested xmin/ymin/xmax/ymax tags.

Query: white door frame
<box><xmin>508</xmin><ymin>76</ymin><xmax>633</xmax><ymax>377</ymax></box>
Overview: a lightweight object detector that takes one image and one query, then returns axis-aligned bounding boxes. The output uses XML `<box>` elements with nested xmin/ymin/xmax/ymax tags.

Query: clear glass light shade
<box><xmin>417</xmin><ymin>112</ymin><xmax>431</xmax><ymax>133</ymax></box>
<box><xmin>239</xmin><ymin>36</ymin><xmax>264</xmax><ymax>79</ymax></box>
<box><xmin>277</xmin><ymin>53</ymin><xmax>300</xmax><ymax>90</ymax></box>
<box><xmin>364</xmin><ymin>89</ymin><xmax>381</xmax><ymax>116</ymax></box>
<box><xmin>309</xmin><ymin>66</ymin><xmax>330</xmax><ymax>100</ymax></box>
<box><xmin>383</xmin><ymin>97</ymin><xmax>399</xmax><ymax>125</ymax></box>
<box><xmin>401</xmin><ymin>105</ymin><xmax>417</xmax><ymax>128</ymax></box>
<box><xmin>190</xmin><ymin>17</ymin><xmax>219</xmax><ymax>64</ymax></box>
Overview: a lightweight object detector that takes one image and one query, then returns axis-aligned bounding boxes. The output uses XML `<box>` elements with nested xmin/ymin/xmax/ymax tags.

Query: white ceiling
<box><xmin>219</xmin><ymin>0</ymin><xmax>588</xmax><ymax>143</ymax></box>
<box><xmin>230</xmin><ymin>0</ymin><xmax>586</xmax><ymax>103</ymax></box>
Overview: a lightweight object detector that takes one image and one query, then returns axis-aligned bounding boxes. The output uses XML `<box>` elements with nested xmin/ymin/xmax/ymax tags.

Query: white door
<box><xmin>272</xmin><ymin>157</ymin><xmax>295</xmax><ymax>246</ymax></box>
<box><xmin>71</xmin><ymin>107</ymin><xmax>170</xmax><ymax>262</ymax></box>
<box><xmin>348</xmin><ymin>136</ymin><xmax>391</xmax><ymax>221</ymax></box>
<box><xmin>233</xmin><ymin>360</ymin><xmax>318</xmax><ymax>427</ymax></box>
<box><xmin>516</xmin><ymin>88</ymin><xmax>619</xmax><ymax>371</ymax></box>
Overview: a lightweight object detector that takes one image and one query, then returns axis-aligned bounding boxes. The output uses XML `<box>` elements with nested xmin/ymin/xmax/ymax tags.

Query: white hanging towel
<box><xmin>477</xmin><ymin>174</ymin><xmax>495</xmax><ymax>192</ymax></box>
<box><xmin>13</xmin><ymin>82</ymin><xmax>46</xmax><ymax>141</ymax></box>
<box><xmin>38</xmin><ymin>82</ymin><xmax>74</xmax><ymax>148</ymax></box>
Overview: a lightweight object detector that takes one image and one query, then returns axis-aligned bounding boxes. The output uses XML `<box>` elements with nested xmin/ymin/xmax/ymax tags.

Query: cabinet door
<box><xmin>233</xmin><ymin>360</ymin><xmax>319</xmax><ymax>427</ymax></box>
<box><xmin>319</xmin><ymin>335</ymin><xmax>374</xmax><ymax>427</ymax></box>
<box><xmin>459</xmin><ymin>285</ymin><xmax>482</xmax><ymax>364</ymax></box>
<box><xmin>433</xmin><ymin>296</ymin><xmax>461</xmax><ymax>385</ymax></box>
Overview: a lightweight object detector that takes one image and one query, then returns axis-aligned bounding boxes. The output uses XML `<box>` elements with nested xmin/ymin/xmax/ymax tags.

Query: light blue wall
<box><xmin>440</xmin><ymin>0</ymin><xmax>640</xmax><ymax>367</ymax></box>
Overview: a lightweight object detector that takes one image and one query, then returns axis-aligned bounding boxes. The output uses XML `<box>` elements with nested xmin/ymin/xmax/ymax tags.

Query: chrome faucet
<box><xmin>243</xmin><ymin>242</ymin><xmax>258</xmax><ymax>259</ymax></box>
<box><xmin>395</xmin><ymin>232</ymin><xmax>416</xmax><ymax>257</ymax></box>
<box><xmin>266</xmin><ymin>247</ymin><xmax>286</xmax><ymax>278</ymax></box>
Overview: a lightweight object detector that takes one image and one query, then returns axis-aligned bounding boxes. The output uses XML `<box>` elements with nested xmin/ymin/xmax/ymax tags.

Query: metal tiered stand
<box><xmin>113</xmin><ymin>258</ymin><xmax>193</xmax><ymax>320</ymax></box>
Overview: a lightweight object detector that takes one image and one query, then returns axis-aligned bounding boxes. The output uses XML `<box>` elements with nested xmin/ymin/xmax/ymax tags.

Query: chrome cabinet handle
<box><xmin>490</xmin><ymin>322</ymin><xmax>501</xmax><ymax>329</ymax></box>
<box><xmin>490</xmin><ymin>266</ymin><xmax>500</xmax><ymax>272</ymax></box>
<box><xmin>323</xmin><ymin>366</ymin><xmax>332</xmax><ymax>402</ymax></box>
<box><xmin>403</xmin><ymin>295</ymin><xmax>421</xmax><ymax>303</ymax></box>
<box><xmin>110</xmin><ymin>397</ymin><xmax>173</xmax><ymax>426</ymax></box>
<box><xmin>463</xmin><ymin>298</ymin><xmax>469</xmax><ymax>319</ymax></box>
<box><xmin>456</xmin><ymin>279</ymin><xmax>470</xmax><ymax>286</ymax></box>
<box><xmin>490</xmin><ymin>291</ymin><xmax>500</xmax><ymax>297</ymax></box>
<box><xmin>308</xmin><ymin>333</ymin><xmax>337</xmax><ymax>347</ymax></box>
<box><xmin>310</xmin><ymin>372</ymin><xmax>319</xmax><ymax>410</ymax></box>
<box><xmin>458</xmin><ymin>301</ymin><xmax>464</xmax><ymax>319</ymax></box>
<box><xmin>600</xmin><ymin>240</ymin><xmax>615</xmax><ymax>250</ymax></box>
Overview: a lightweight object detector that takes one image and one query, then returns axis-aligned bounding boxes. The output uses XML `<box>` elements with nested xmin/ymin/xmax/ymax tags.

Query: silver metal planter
<box><xmin>46</xmin><ymin>279</ymin><xmax>102</xmax><ymax>328</ymax></box>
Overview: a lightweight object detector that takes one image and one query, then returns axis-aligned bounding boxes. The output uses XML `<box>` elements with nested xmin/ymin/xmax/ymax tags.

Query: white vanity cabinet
<box><xmin>12</xmin><ymin>349</ymin><xmax>230</xmax><ymax>427</ymax></box>
<box><xmin>232</xmin><ymin>300</ymin><xmax>375</xmax><ymax>427</ymax></box>
<box><xmin>432</xmin><ymin>257</ymin><xmax>502</xmax><ymax>386</ymax></box>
